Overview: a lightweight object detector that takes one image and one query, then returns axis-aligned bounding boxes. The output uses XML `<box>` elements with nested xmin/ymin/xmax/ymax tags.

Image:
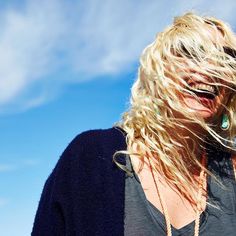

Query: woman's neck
<box><xmin>167</xmin><ymin>122</ymin><xmax>208</xmax><ymax>175</ymax></box>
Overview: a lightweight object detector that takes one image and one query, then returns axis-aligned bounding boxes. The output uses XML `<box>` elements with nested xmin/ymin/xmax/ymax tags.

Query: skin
<box><xmin>170</xmin><ymin>25</ymin><xmax>234</xmax><ymax>164</ymax></box>
<box><xmin>130</xmin><ymin>25</ymin><xmax>235</xmax><ymax>229</ymax></box>
<box><xmin>180</xmin><ymin>26</ymin><xmax>232</xmax><ymax>122</ymax></box>
<box><xmin>181</xmin><ymin>63</ymin><xmax>232</xmax><ymax>122</ymax></box>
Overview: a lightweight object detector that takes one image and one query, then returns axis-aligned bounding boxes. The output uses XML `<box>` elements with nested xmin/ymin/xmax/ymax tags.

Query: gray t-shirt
<box><xmin>124</xmin><ymin>151</ymin><xmax>236</xmax><ymax>236</ymax></box>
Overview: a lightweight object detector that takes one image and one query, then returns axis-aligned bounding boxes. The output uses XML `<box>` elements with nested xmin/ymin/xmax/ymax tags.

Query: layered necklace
<box><xmin>148</xmin><ymin>153</ymin><xmax>207</xmax><ymax>236</ymax></box>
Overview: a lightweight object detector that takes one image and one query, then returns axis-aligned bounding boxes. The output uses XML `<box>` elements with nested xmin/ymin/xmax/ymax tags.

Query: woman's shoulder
<box><xmin>64</xmin><ymin>126</ymin><xmax>126</xmax><ymax>152</ymax></box>
<box><xmin>72</xmin><ymin>126</ymin><xmax>126</xmax><ymax>144</ymax></box>
<box><xmin>58</xmin><ymin>126</ymin><xmax>127</xmax><ymax>165</ymax></box>
<box><xmin>47</xmin><ymin>126</ymin><xmax>127</xmax><ymax>185</ymax></box>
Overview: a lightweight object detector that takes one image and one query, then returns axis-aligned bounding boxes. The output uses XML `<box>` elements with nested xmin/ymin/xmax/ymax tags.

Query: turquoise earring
<box><xmin>221</xmin><ymin>114</ymin><xmax>230</xmax><ymax>130</ymax></box>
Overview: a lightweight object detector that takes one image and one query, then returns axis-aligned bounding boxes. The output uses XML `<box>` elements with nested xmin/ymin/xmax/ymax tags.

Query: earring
<box><xmin>221</xmin><ymin>113</ymin><xmax>230</xmax><ymax>130</ymax></box>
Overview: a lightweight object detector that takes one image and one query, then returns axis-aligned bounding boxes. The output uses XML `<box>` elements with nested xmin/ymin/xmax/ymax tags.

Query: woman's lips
<box><xmin>182</xmin><ymin>94</ymin><xmax>216</xmax><ymax>115</ymax></box>
<box><xmin>182</xmin><ymin>82</ymin><xmax>219</xmax><ymax>113</ymax></box>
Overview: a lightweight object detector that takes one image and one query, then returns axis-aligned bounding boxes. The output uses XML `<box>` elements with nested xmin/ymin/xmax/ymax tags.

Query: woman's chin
<box><xmin>183</xmin><ymin>97</ymin><xmax>216</xmax><ymax>119</ymax></box>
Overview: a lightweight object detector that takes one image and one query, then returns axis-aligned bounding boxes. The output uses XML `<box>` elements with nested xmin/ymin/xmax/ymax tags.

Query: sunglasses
<box><xmin>222</xmin><ymin>46</ymin><xmax>236</xmax><ymax>58</ymax></box>
<box><xmin>180</xmin><ymin>44</ymin><xmax>236</xmax><ymax>59</ymax></box>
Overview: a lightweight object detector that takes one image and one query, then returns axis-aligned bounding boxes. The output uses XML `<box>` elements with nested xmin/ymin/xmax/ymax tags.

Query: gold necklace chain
<box><xmin>148</xmin><ymin>153</ymin><xmax>207</xmax><ymax>236</ymax></box>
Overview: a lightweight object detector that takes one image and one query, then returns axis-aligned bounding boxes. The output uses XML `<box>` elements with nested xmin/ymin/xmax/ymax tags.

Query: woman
<box><xmin>32</xmin><ymin>12</ymin><xmax>236</xmax><ymax>236</ymax></box>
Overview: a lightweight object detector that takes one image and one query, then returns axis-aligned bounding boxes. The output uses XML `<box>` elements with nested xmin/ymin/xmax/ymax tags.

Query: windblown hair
<box><xmin>114</xmin><ymin>12</ymin><xmax>236</xmax><ymax>206</ymax></box>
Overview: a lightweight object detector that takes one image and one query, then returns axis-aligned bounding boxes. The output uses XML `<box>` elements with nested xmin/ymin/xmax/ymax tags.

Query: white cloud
<box><xmin>0</xmin><ymin>0</ymin><xmax>236</xmax><ymax>113</ymax></box>
<box><xmin>0</xmin><ymin>0</ymin><xmax>68</xmax><ymax>111</ymax></box>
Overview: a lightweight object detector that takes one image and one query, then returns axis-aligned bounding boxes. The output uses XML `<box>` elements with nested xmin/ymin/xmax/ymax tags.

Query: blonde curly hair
<box><xmin>114</xmin><ymin>12</ymin><xmax>236</xmax><ymax>206</ymax></box>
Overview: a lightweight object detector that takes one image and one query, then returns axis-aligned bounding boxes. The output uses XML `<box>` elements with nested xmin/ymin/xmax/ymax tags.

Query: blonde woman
<box><xmin>32</xmin><ymin>12</ymin><xmax>236</xmax><ymax>236</ymax></box>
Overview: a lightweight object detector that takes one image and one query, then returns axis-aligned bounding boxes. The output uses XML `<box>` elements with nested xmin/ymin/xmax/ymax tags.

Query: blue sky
<box><xmin>1</xmin><ymin>0</ymin><xmax>236</xmax><ymax>235</ymax></box>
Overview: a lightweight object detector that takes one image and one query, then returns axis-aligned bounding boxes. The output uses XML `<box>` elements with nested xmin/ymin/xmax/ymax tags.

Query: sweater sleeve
<box><xmin>31</xmin><ymin>171</ymin><xmax>65</xmax><ymax>235</ymax></box>
<box><xmin>31</xmin><ymin>133</ymin><xmax>85</xmax><ymax>236</ymax></box>
<box><xmin>31</xmin><ymin>127</ymin><xmax>126</xmax><ymax>236</ymax></box>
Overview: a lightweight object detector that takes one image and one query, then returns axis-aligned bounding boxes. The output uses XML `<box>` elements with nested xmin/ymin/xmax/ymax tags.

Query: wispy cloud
<box><xmin>0</xmin><ymin>0</ymin><xmax>236</xmax><ymax>113</ymax></box>
<box><xmin>0</xmin><ymin>164</ymin><xmax>17</xmax><ymax>172</ymax></box>
<box><xmin>0</xmin><ymin>159</ymin><xmax>40</xmax><ymax>172</ymax></box>
<box><xmin>0</xmin><ymin>0</ymin><xmax>68</xmax><ymax>112</ymax></box>
<box><xmin>21</xmin><ymin>158</ymin><xmax>40</xmax><ymax>167</ymax></box>
<box><xmin>0</xmin><ymin>197</ymin><xmax>9</xmax><ymax>208</ymax></box>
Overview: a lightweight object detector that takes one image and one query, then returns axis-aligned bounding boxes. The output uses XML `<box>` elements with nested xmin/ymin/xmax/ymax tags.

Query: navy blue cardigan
<box><xmin>31</xmin><ymin>127</ymin><xmax>127</xmax><ymax>236</ymax></box>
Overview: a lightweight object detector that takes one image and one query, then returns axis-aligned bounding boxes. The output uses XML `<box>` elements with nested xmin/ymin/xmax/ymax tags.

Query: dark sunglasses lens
<box><xmin>223</xmin><ymin>46</ymin><xmax>236</xmax><ymax>59</ymax></box>
<box><xmin>180</xmin><ymin>45</ymin><xmax>236</xmax><ymax>60</ymax></box>
<box><xmin>180</xmin><ymin>44</ymin><xmax>191</xmax><ymax>58</ymax></box>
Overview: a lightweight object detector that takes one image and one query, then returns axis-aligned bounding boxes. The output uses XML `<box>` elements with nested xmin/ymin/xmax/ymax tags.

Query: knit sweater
<box><xmin>31</xmin><ymin>126</ymin><xmax>236</xmax><ymax>235</ymax></box>
<box><xmin>31</xmin><ymin>126</ymin><xmax>127</xmax><ymax>236</ymax></box>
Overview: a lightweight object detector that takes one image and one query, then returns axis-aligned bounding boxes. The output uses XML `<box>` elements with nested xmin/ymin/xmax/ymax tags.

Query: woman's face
<box><xmin>181</xmin><ymin>63</ymin><xmax>232</xmax><ymax>122</ymax></box>
<box><xmin>178</xmin><ymin>26</ymin><xmax>234</xmax><ymax>123</ymax></box>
